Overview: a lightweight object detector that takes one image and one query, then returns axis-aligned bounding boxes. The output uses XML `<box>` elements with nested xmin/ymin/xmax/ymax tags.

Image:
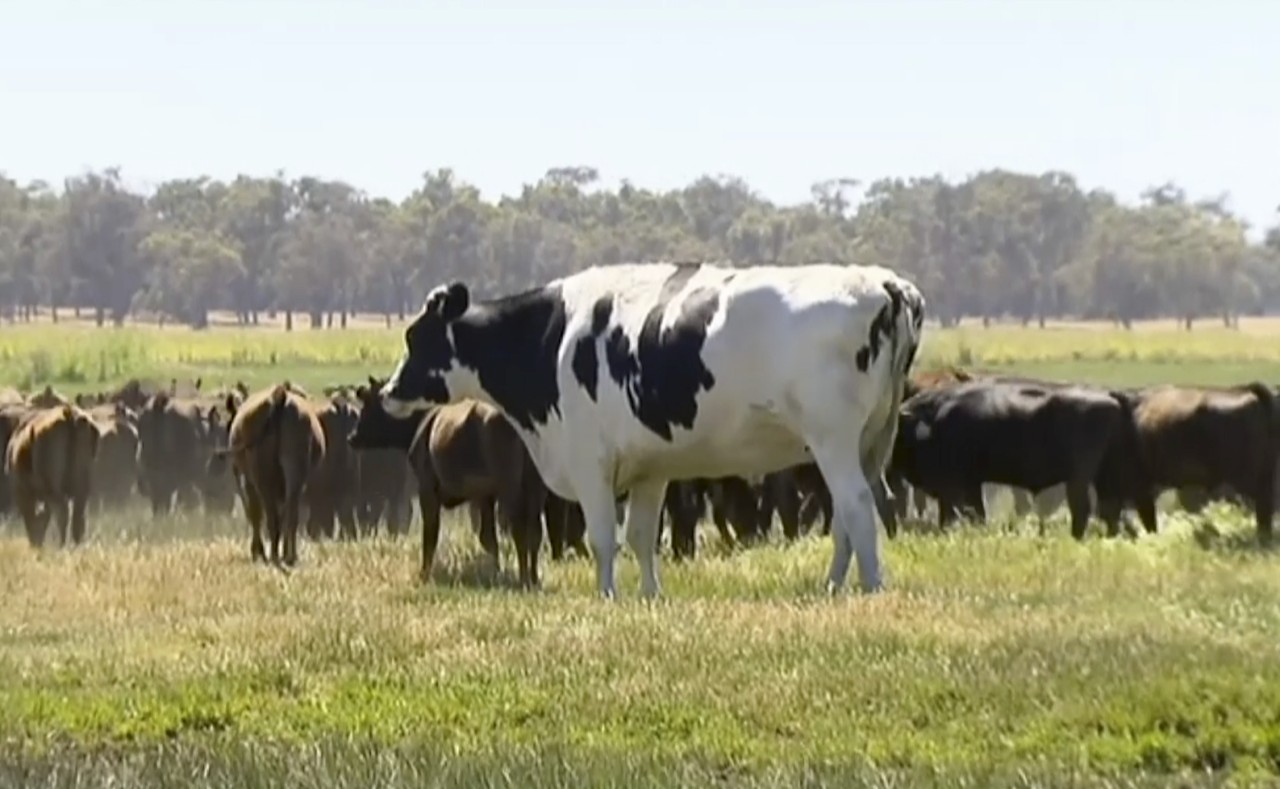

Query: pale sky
<box><xmin>2</xmin><ymin>0</ymin><xmax>1277</xmax><ymax>237</ymax></box>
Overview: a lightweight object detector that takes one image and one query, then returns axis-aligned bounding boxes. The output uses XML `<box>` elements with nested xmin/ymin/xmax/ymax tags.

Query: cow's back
<box><xmin>899</xmin><ymin>381</ymin><xmax>1123</xmax><ymax>491</ymax></box>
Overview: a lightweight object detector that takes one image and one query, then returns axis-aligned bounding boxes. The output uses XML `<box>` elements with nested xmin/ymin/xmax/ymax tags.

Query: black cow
<box><xmin>890</xmin><ymin>378</ymin><xmax>1130</xmax><ymax>539</ymax></box>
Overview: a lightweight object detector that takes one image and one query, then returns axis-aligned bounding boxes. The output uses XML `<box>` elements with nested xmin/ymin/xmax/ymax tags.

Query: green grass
<box><xmin>4</xmin><ymin>317</ymin><xmax>1280</xmax><ymax>396</ymax></box>
<box><xmin>4</xmin><ymin>318</ymin><xmax>1280</xmax><ymax>786</ymax></box>
<box><xmin>1</xmin><ymin>504</ymin><xmax>1279</xmax><ymax>787</ymax></box>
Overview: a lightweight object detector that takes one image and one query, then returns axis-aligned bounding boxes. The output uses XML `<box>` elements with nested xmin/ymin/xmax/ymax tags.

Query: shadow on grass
<box><xmin>1188</xmin><ymin>519</ymin><xmax>1276</xmax><ymax>556</ymax></box>
<box><xmin>426</xmin><ymin>551</ymin><xmax>534</xmax><ymax>591</ymax></box>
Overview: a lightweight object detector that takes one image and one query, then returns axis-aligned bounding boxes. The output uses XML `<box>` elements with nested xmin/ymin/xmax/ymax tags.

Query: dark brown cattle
<box><xmin>136</xmin><ymin>391</ymin><xmax>218</xmax><ymax>515</ymax></box>
<box><xmin>669</xmin><ymin>466</ymin><xmax>831</xmax><ymax>555</ymax></box>
<box><xmin>759</xmin><ymin>463</ymin><xmax>832</xmax><ymax>539</ymax></box>
<box><xmin>322</xmin><ymin>384</ymin><xmax>414</xmax><ymax>538</ymax></box>
<box><xmin>658</xmin><ymin>477</ymin><xmax>750</xmax><ymax>560</ymax></box>
<box><xmin>0</xmin><ymin>401</ymin><xmax>31</xmax><ymax>515</ymax></box>
<box><xmin>347</xmin><ymin>381</ymin><xmax>545</xmax><ymax>588</ymax></box>
<box><xmin>192</xmin><ymin>392</ymin><xmax>241</xmax><ymax>515</ymax></box>
<box><xmin>108</xmin><ymin>377</ymin><xmax>205</xmax><ymax>411</ymax></box>
<box><xmin>659</xmin><ymin>480</ymin><xmax>704</xmax><ymax>560</ymax></box>
<box><xmin>216</xmin><ymin>383</ymin><xmax>326</xmax><ymax>566</ymax></box>
<box><xmin>306</xmin><ymin>396</ymin><xmax>360</xmax><ymax>540</ymax></box>
<box><xmin>1097</xmin><ymin>383</ymin><xmax>1280</xmax><ymax>542</ymax></box>
<box><xmin>85</xmin><ymin>402</ymin><xmax>140</xmax><ymax>510</ymax></box>
<box><xmin>355</xmin><ymin>446</ymin><xmax>414</xmax><ymax>537</ymax></box>
<box><xmin>544</xmin><ymin>492</ymin><xmax>589</xmax><ymax>560</ymax></box>
<box><xmin>5</xmin><ymin>404</ymin><xmax>100</xmax><ymax>547</ymax></box>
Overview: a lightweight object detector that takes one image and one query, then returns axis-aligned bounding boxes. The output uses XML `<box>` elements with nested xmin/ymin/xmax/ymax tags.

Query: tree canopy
<box><xmin>1</xmin><ymin>166</ymin><xmax>1277</xmax><ymax>330</ymax></box>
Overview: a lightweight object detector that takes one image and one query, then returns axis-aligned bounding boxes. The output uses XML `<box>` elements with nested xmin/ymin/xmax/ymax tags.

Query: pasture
<box><xmin>3</xmin><ymin>316</ymin><xmax>1280</xmax><ymax>787</ymax></box>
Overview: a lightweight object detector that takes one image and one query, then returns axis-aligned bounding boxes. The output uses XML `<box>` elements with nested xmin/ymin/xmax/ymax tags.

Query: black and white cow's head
<box><xmin>381</xmin><ymin>282</ymin><xmax>470</xmax><ymax>418</ymax></box>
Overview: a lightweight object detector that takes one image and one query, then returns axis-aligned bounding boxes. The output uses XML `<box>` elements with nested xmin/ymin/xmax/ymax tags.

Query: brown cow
<box><xmin>108</xmin><ymin>377</ymin><xmax>205</xmax><ymax>411</ymax></box>
<box><xmin>136</xmin><ymin>391</ymin><xmax>216</xmax><ymax>515</ymax></box>
<box><xmin>322</xmin><ymin>384</ymin><xmax>414</xmax><ymax>539</ymax></box>
<box><xmin>760</xmin><ymin>462</ymin><xmax>832</xmax><ymax>539</ymax></box>
<box><xmin>0</xmin><ymin>401</ymin><xmax>32</xmax><ymax>515</ymax></box>
<box><xmin>544</xmin><ymin>492</ymin><xmax>589</xmax><ymax>560</ymax></box>
<box><xmin>1097</xmin><ymin>383</ymin><xmax>1280</xmax><ymax>542</ymax></box>
<box><xmin>85</xmin><ymin>402</ymin><xmax>140</xmax><ymax>510</ymax></box>
<box><xmin>306</xmin><ymin>395</ymin><xmax>360</xmax><ymax>540</ymax></box>
<box><xmin>347</xmin><ymin>381</ymin><xmax>545</xmax><ymax>588</ymax></box>
<box><xmin>216</xmin><ymin>382</ymin><xmax>326</xmax><ymax>566</ymax></box>
<box><xmin>5</xmin><ymin>403</ymin><xmax>100</xmax><ymax>547</ymax></box>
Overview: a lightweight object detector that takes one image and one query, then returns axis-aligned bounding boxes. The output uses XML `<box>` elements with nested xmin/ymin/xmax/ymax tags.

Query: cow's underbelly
<box><xmin>614</xmin><ymin>407</ymin><xmax>812</xmax><ymax>488</ymax></box>
<box><xmin>517</xmin><ymin>393</ymin><xmax>831</xmax><ymax>501</ymax></box>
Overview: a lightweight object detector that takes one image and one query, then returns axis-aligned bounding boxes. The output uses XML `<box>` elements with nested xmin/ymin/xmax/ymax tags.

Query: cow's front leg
<box><xmin>623</xmin><ymin>478</ymin><xmax>666</xmax><ymax>600</ymax></box>
<box><xmin>578</xmin><ymin>480</ymin><xmax>622</xmax><ymax>600</ymax></box>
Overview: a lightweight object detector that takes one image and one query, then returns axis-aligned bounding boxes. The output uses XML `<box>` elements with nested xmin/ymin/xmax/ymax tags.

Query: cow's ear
<box><xmin>441</xmin><ymin>282</ymin><xmax>469</xmax><ymax>322</ymax></box>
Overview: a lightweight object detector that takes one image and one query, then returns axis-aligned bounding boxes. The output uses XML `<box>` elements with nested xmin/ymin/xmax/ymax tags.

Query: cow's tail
<box><xmin>889</xmin><ymin>281</ymin><xmax>926</xmax><ymax>396</ymax></box>
<box><xmin>866</xmin><ymin>279</ymin><xmax>926</xmax><ymax>509</ymax></box>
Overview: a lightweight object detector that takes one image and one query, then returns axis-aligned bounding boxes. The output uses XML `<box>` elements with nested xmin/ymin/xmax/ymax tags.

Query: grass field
<box><xmin>2</xmin><ymin>316</ymin><xmax>1280</xmax><ymax>787</ymax></box>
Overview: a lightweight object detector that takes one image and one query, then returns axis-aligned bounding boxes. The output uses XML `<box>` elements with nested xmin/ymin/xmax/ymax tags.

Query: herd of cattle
<box><xmin>0</xmin><ymin>377</ymin><xmax>834</xmax><ymax>583</ymax></box>
<box><xmin>0</xmin><ymin>364</ymin><xmax>1271</xmax><ymax>585</ymax></box>
<box><xmin>2</xmin><ymin>262</ymin><xmax>1275</xmax><ymax>600</ymax></box>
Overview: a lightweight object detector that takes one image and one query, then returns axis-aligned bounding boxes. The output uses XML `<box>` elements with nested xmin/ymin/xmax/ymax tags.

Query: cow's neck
<box><xmin>449</xmin><ymin>287</ymin><xmax>567</xmax><ymax>434</ymax></box>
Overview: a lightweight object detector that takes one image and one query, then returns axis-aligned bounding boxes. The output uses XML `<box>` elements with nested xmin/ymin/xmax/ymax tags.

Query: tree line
<box><xmin>1</xmin><ymin>165</ymin><xmax>1278</xmax><ymax>330</ymax></box>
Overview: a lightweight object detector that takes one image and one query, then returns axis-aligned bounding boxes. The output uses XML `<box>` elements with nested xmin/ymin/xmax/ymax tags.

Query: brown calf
<box><xmin>217</xmin><ymin>383</ymin><xmax>326</xmax><ymax>566</ymax></box>
<box><xmin>347</xmin><ymin>381</ymin><xmax>546</xmax><ymax>588</ymax></box>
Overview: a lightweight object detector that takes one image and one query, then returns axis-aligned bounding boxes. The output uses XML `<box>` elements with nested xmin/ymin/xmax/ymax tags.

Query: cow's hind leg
<box><xmin>69</xmin><ymin>493</ymin><xmax>89</xmax><ymax>545</ymax></box>
<box><xmin>475</xmin><ymin>497</ymin><xmax>500</xmax><ymax>578</ymax></box>
<box><xmin>624</xmin><ymin>478</ymin><xmax>666</xmax><ymax>600</ymax></box>
<box><xmin>242</xmin><ymin>484</ymin><xmax>266</xmax><ymax>562</ymax></box>
<box><xmin>51</xmin><ymin>498</ymin><xmax>70</xmax><ymax>546</ymax></box>
<box><xmin>809</xmin><ymin>440</ymin><xmax>881</xmax><ymax>594</ymax></box>
<box><xmin>15</xmin><ymin>487</ymin><xmax>47</xmax><ymax>548</ymax></box>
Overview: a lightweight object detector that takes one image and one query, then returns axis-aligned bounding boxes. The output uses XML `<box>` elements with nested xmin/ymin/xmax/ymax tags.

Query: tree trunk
<box><xmin>309</xmin><ymin>310</ymin><xmax>323</xmax><ymax>329</ymax></box>
<box><xmin>94</xmin><ymin>305</ymin><xmax>105</xmax><ymax>327</ymax></box>
<box><xmin>1184</xmin><ymin>315</ymin><xmax>1193</xmax><ymax>330</ymax></box>
<box><xmin>51</xmin><ymin>303</ymin><xmax>58</xmax><ymax>324</ymax></box>
<box><xmin>340</xmin><ymin>310</ymin><xmax>348</xmax><ymax>329</ymax></box>
<box><xmin>384</xmin><ymin>312</ymin><xmax>391</xmax><ymax>328</ymax></box>
<box><xmin>284</xmin><ymin>310</ymin><xmax>293</xmax><ymax>331</ymax></box>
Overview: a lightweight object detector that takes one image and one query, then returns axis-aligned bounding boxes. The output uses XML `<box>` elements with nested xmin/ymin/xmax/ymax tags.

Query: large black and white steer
<box><xmin>380</xmin><ymin>261</ymin><xmax>926</xmax><ymax>599</ymax></box>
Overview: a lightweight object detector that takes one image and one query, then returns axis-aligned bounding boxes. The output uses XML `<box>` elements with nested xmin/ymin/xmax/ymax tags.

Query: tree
<box><xmin>0</xmin><ymin>164</ymin><xmax>1275</xmax><ymax>330</ymax></box>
